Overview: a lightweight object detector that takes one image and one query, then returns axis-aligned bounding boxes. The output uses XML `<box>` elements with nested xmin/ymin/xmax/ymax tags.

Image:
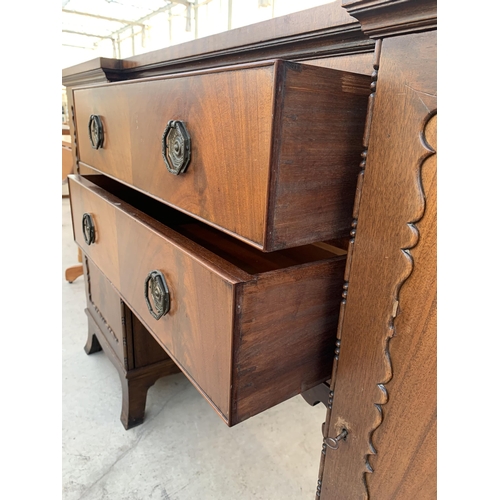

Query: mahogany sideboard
<box><xmin>63</xmin><ymin>1</ymin><xmax>436</xmax><ymax>498</ymax></box>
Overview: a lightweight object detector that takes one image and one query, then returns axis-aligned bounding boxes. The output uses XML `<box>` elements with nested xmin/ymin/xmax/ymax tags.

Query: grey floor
<box><xmin>62</xmin><ymin>196</ymin><xmax>326</xmax><ymax>500</ymax></box>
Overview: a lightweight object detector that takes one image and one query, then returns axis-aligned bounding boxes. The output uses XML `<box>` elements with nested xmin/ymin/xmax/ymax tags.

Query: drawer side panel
<box><xmin>233</xmin><ymin>257</ymin><xmax>346</xmax><ymax>424</ymax></box>
<box><xmin>268</xmin><ymin>63</ymin><xmax>370</xmax><ymax>250</ymax></box>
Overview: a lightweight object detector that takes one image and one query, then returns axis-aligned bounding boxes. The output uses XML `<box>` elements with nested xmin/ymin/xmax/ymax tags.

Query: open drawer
<box><xmin>72</xmin><ymin>60</ymin><xmax>369</xmax><ymax>251</ymax></box>
<box><xmin>69</xmin><ymin>174</ymin><xmax>346</xmax><ymax>426</ymax></box>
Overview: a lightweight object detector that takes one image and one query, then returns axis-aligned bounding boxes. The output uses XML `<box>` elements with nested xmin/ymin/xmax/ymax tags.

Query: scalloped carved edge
<box><xmin>363</xmin><ymin>109</ymin><xmax>436</xmax><ymax>492</ymax></box>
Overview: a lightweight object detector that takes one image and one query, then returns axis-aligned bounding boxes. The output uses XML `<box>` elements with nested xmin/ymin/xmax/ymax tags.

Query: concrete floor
<box><xmin>62</xmin><ymin>197</ymin><xmax>327</xmax><ymax>500</ymax></box>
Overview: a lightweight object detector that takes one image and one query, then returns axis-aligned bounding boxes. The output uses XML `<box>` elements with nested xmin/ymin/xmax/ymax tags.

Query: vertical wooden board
<box><xmin>268</xmin><ymin>63</ymin><xmax>370</xmax><ymax>250</ymax></box>
<box><xmin>85</xmin><ymin>257</ymin><xmax>125</xmax><ymax>362</ymax></box>
<box><xmin>114</xmin><ymin>208</ymin><xmax>236</xmax><ymax>421</ymax></box>
<box><xmin>130</xmin><ymin>312</ymin><xmax>174</xmax><ymax>369</ymax></box>
<box><xmin>320</xmin><ymin>31</ymin><xmax>436</xmax><ymax>499</ymax></box>
<box><xmin>233</xmin><ymin>258</ymin><xmax>345</xmax><ymax>424</ymax></box>
<box><xmin>65</xmin><ymin>88</ymin><xmax>79</xmax><ymax>175</ymax></box>
<box><xmin>62</xmin><ymin>143</ymin><xmax>74</xmax><ymax>181</ymax></box>
<box><xmin>368</xmin><ymin>113</ymin><xmax>436</xmax><ymax>499</ymax></box>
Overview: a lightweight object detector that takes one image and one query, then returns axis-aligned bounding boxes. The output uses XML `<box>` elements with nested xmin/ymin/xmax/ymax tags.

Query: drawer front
<box><xmin>69</xmin><ymin>175</ymin><xmax>346</xmax><ymax>425</ymax></box>
<box><xmin>69</xmin><ymin>176</ymin><xmax>241</xmax><ymax>421</ymax></box>
<box><xmin>74</xmin><ymin>64</ymin><xmax>274</xmax><ymax>249</ymax></box>
<box><xmin>73</xmin><ymin>60</ymin><xmax>369</xmax><ymax>251</ymax></box>
<box><xmin>83</xmin><ymin>256</ymin><xmax>125</xmax><ymax>363</ymax></box>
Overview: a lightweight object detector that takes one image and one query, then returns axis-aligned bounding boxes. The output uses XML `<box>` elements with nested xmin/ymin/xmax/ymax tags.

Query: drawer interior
<box><xmin>85</xmin><ymin>174</ymin><xmax>346</xmax><ymax>275</ymax></box>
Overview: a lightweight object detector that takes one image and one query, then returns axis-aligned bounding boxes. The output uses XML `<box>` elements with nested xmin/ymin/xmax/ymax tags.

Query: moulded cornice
<box><xmin>62</xmin><ymin>58</ymin><xmax>123</xmax><ymax>87</ymax></box>
<box><xmin>342</xmin><ymin>0</ymin><xmax>437</xmax><ymax>38</ymax></box>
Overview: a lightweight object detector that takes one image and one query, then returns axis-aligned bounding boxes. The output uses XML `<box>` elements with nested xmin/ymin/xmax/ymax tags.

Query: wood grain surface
<box><xmin>267</xmin><ymin>62</ymin><xmax>369</xmax><ymax>249</ymax></box>
<box><xmin>69</xmin><ymin>174</ymin><xmax>347</xmax><ymax>425</ymax></box>
<box><xmin>82</xmin><ymin>256</ymin><xmax>180</xmax><ymax>428</ymax></box>
<box><xmin>85</xmin><ymin>308</ymin><xmax>180</xmax><ymax>429</ymax></box>
<box><xmin>342</xmin><ymin>0</ymin><xmax>437</xmax><ymax>38</ymax></box>
<box><xmin>319</xmin><ymin>30</ymin><xmax>437</xmax><ymax>499</ymax></box>
<box><xmin>129</xmin><ymin>311</ymin><xmax>177</xmax><ymax>370</ymax></box>
<box><xmin>233</xmin><ymin>260</ymin><xmax>345</xmax><ymax>425</ymax></box>
<box><xmin>303</xmin><ymin>53</ymin><xmax>373</xmax><ymax>76</ymax></box>
<box><xmin>73</xmin><ymin>60</ymin><xmax>369</xmax><ymax>250</ymax></box>
<box><xmin>62</xmin><ymin>2</ymin><xmax>374</xmax><ymax>86</ymax></box>
<box><xmin>70</xmin><ymin>175</ymin><xmax>239</xmax><ymax>421</ymax></box>
<box><xmin>367</xmin><ymin>112</ymin><xmax>436</xmax><ymax>500</ymax></box>
<box><xmin>74</xmin><ymin>62</ymin><xmax>275</xmax><ymax>248</ymax></box>
<box><xmin>83</xmin><ymin>257</ymin><xmax>125</xmax><ymax>363</ymax></box>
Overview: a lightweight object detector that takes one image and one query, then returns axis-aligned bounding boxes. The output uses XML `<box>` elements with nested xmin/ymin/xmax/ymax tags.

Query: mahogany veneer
<box><xmin>82</xmin><ymin>255</ymin><xmax>180</xmax><ymax>429</ymax></box>
<box><xmin>63</xmin><ymin>1</ymin><xmax>437</xmax><ymax>496</ymax></box>
<box><xmin>73</xmin><ymin>60</ymin><xmax>369</xmax><ymax>251</ymax></box>
<box><xmin>69</xmin><ymin>174</ymin><xmax>346</xmax><ymax>426</ymax></box>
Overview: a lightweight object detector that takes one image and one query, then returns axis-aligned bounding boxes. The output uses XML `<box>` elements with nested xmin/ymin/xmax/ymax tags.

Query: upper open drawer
<box><xmin>73</xmin><ymin>60</ymin><xmax>370</xmax><ymax>251</ymax></box>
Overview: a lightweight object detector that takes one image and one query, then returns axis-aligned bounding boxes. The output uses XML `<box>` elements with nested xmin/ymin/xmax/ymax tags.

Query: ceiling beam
<box><xmin>63</xmin><ymin>0</ymin><xmax>202</xmax><ymax>54</ymax></box>
<box><xmin>107</xmin><ymin>4</ymin><xmax>173</xmax><ymax>38</ymax></box>
<box><xmin>62</xmin><ymin>29</ymin><xmax>114</xmax><ymax>40</ymax></box>
<box><xmin>62</xmin><ymin>9</ymin><xmax>146</xmax><ymax>26</ymax></box>
<box><xmin>62</xmin><ymin>43</ymin><xmax>95</xmax><ymax>50</ymax></box>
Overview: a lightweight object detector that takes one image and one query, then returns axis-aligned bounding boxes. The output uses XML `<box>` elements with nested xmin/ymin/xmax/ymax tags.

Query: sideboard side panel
<box><xmin>320</xmin><ymin>30</ymin><xmax>437</xmax><ymax>499</ymax></box>
<box><xmin>368</xmin><ymin>112</ymin><xmax>437</xmax><ymax>500</ymax></box>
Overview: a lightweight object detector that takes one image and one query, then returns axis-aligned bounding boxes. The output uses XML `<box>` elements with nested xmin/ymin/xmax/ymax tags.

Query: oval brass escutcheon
<box><xmin>162</xmin><ymin>120</ymin><xmax>191</xmax><ymax>175</ymax></box>
<box><xmin>88</xmin><ymin>114</ymin><xmax>104</xmax><ymax>149</ymax></box>
<box><xmin>82</xmin><ymin>213</ymin><xmax>95</xmax><ymax>245</ymax></box>
<box><xmin>144</xmin><ymin>270</ymin><xmax>170</xmax><ymax>320</ymax></box>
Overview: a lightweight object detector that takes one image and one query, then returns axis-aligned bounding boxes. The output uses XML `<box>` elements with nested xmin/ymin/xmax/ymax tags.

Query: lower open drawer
<box><xmin>69</xmin><ymin>174</ymin><xmax>346</xmax><ymax>426</ymax></box>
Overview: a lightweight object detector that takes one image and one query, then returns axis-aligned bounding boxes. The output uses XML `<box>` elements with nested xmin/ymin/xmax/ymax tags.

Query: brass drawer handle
<box><xmin>162</xmin><ymin>120</ymin><xmax>191</xmax><ymax>175</ymax></box>
<box><xmin>144</xmin><ymin>270</ymin><xmax>170</xmax><ymax>320</ymax></box>
<box><xmin>88</xmin><ymin>114</ymin><xmax>104</xmax><ymax>149</ymax></box>
<box><xmin>82</xmin><ymin>213</ymin><xmax>95</xmax><ymax>245</ymax></box>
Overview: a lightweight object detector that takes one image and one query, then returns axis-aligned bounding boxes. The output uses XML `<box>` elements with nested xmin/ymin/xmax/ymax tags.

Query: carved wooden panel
<box><xmin>368</xmin><ymin>112</ymin><xmax>436</xmax><ymax>499</ymax></box>
<box><xmin>319</xmin><ymin>30</ymin><xmax>436</xmax><ymax>499</ymax></box>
